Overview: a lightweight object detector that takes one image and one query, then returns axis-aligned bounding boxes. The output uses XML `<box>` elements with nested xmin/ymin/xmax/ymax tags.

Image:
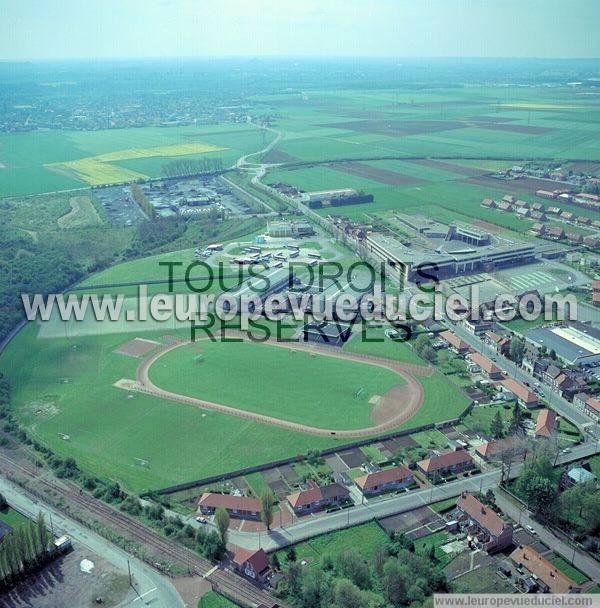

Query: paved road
<box><xmin>449</xmin><ymin>321</ymin><xmax>595</xmax><ymax>431</ymax></box>
<box><xmin>494</xmin><ymin>490</ymin><xmax>600</xmax><ymax>583</ymax></box>
<box><xmin>0</xmin><ymin>476</ymin><xmax>184</xmax><ymax>608</ymax></box>
<box><xmin>179</xmin><ymin>442</ymin><xmax>599</xmax><ymax>553</ymax></box>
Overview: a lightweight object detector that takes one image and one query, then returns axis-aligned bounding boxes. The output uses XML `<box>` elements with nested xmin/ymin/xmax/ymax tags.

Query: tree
<box><xmin>0</xmin><ymin>492</ymin><xmax>7</xmax><ymax>511</ymax></box>
<box><xmin>286</xmin><ymin>545</ymin><xmax>297</xmax><ymax>562</ymax></box>
<box><xmin>36</xmin><ymin>513</ymin><xmax>50</xmax><ymax>554</ymax></box>
<box><xmin>509</xmin><ymin>337</ymin><xmax>525</xmax><ymax>365</ymax></box>
<box><xmin>214</xmin><ymin>507</ymin><xmax>230</xmax><ymax>547</ymax></box>
<box><xmin>260</xmin><ymin>488</ymin><xmax>275</xmax><ymax>530</ymax></box>
<box><xmin>491</xmin><ymin>410</ymin><xmax>505</xmax><ymax>439</ymax></box>
<box><xmin>509</xmin><ymin>402</ymin><xmax>525</xmax><ymax>436</ymax></box>
<box><xmin>333</xmin><ymin>577</ymin><xmax>368</xmax><ymax>608</ymax></box>
<box><xmin>381</xmin><ymin>559</ymin><xmax>409</xmax><ymax>606</ymax></box>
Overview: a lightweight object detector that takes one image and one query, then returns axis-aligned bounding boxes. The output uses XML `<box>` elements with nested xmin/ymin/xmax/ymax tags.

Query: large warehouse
<box><xmin>524</xmin><ymin>323</ymin><xmax>600</xmax><ymax>367</ymax></box>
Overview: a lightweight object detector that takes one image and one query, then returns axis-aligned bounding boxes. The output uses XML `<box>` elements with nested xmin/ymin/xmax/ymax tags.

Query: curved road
<box><xmin>132</xmin><ymin>336</ymin><xmax>432</xmax><ymax>438</ymax></box>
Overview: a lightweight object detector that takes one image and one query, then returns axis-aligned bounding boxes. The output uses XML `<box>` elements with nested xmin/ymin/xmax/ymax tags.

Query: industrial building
<box><xmin>366</xmin><ymin>232</ymin><xmax>535</xmax><ymax>283</ymax></box>
<box><xmin>523</xmin><ymin>323</ymin><xmax>600</xmax><ymax>367</ymax></box>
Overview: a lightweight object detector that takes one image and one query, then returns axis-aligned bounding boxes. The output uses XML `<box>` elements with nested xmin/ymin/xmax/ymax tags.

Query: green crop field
<box><xmin>0</xmin><ymin>123</ymin><xmax>269</xmax><ymax>197</ymax></box>
<box><xmin>148</xmin><ymin>340</ymin><xmax>404</xmax><ymax>430</ymax></box>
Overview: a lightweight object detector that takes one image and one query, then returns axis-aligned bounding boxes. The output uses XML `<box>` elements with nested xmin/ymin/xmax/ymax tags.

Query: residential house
<box><xmin>502</xmin><ymin>195</ymin><xmax>516</xmax><ymax>204</ymax></box>
<box><xmin>561</xmin><ymin>211</ymin><xmax>574</xmax><ymax>221</ymax></box>
<box><xmin>484</xmin><ymin>331</ymin><xmax>510</xmax><ymax>355</ymax></box>
<box><xmin>439</xmin><ymin>330</ymin><xmax>470</xmax><ymax>355</ymax></box>
<box><xmin>530</xmin><ymin>222</ymin><xmax>546</xmax><ymax>236</ymax></box>
<box><xmin>510</xmin><ymin>545</ymin><xmax>582</xmax><ymax>593</ymax></box>
<box><xmin>566</xmin><ymin>232</ymin><xmax>583</xmax><ymax>245</ymax></box>
<box><xmin>516</xmin><ymin>207</ymin><xmax>530</xmax><ymax>218</ymax></box>
<box><xmin>481</xmin><ymin>198</ymin><xmax>496</xmax><ymax>208</ymax></box>
<box><xmin>534</xmin><ymin>409</ymin><xmax>557</xmax><ymax>438</ymax></box>
<box><xmin>529</xmin><ymin>211</ymin><xmax>547</xmax><ymax>221</ymax></box>
<box><xmin>501</xmin><ymin>378</ymin><xmax>539</xmax><ymax>408</ymax></box>
<box><xmin>232</xmin><ymin>547</ymin><xmax>271</xmax><ymax>583</ymax></box>
<box><xmin>354</xmin><ymin>465</ymin><xmax>414</xmax><ymax>496</ymax></box>
<box><xmin>547</xmin><ymin>206</ymin><xmax>561</xmax><ymax>214</ymax></box>
<box><xmin>455</xmin><ymin>492</ymin><xmax>513</xmax><ymax>553</ymax></box>
<box><xmin>286</xmin><ymin>480</ymin><xmax>350</xmax><ymax>515</ymax></box>
<box><xmin>468</xmin><ymin>352</ymin><xmax>503</xmax><ymax>380</ymax></box>
<box><xmin>497</xmin><ymin>201</ymin><xmax>513</xmax><ymax>212</ymax></box>
<box><xmin>513</xmin><ymin>199</ymin><xmax>529</xmax><ymax>209</ymax></box>
<box><xmin>531</xmin><ymin>202</ymin><xmax>544</xmax><ymax>212</ymax></box>
<box><xmin>417</xmin><ymin>450</ymin><xmax>474</xmax><ymax>479</ymax></box>
<box><xmin>547</xmin><ymin>226</ymin><xmax>566</xmax><ymax>240</ymax></box>
<box><xmin>535</xmin><ymin>190</ymin><xmax>556</xmax><ymax>200</ymax></box>
<box><xmin>198</xmin><ymin>493</ymin><xmax>261</xmax><ymax>520</ymax></box>
<box><xmin>475</xmin><ymin>437</ymin><xmax>522</xmax><ymax>462</ymax></box>
<box><xmin>576</xmin><ymin>216</ymin><xmax>590</xmax><ymax>225</ymax></box>
<box><xmin>583</xmin><ymin>235</ymin><xmax>600</xmax><ymax>249</ymax></box>
<box><xmin>585</xmin><ymin>396</ymin><xmax>600</xmax><ymax>421</ymax></box>
<box><xmin>573</xmin><ymin>392</ymin><xmax>590</xmax><ymax>409</ymax></box>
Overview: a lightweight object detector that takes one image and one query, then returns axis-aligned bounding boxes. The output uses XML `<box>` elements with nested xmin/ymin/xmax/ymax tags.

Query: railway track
<box><xmin>0</xmin><ymin>451</ymin><xmax>284</xmax><ymax>608</ymax></box>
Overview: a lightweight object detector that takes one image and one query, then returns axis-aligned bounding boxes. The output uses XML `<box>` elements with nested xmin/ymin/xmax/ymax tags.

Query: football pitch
<box><xmin>0</xmin><ymin>321</ymin><xmax>469</xmax><ymax>492</ymax></box>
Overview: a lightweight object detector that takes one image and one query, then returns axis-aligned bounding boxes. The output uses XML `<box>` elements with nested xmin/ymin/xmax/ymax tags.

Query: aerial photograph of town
<box><xmin>0</xmin><ymin>1</ymin><xmax>599</xmax><ymax>607</ymax></box>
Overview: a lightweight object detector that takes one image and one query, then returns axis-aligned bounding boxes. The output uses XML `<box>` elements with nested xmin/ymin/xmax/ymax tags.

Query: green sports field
<box><xmin>148</xmin><ymin>340</ymin><xmax>404</xmax><ymax>430</ymax></box>
<box><xmin>0</xmin><ymin>317</ymin><xmax>469</xmax><ymax>492</ymax></box>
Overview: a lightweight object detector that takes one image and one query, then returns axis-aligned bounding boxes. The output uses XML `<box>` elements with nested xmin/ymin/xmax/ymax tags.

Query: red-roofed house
<box><xmin>439</xmin><ymin>330</ymin><xmax>470</xmax><ymax>355</ymax></box>
<box><xmin>354</xmin><ymin>465</ymin><xmax>414</xmax><ymax>496</ymax></box>
<box><xmin>417</xmin><ymin>450</ymin><xmax>474</xmax><ymax>479</ymax></box>
<box><xmin>198</xmin><ymin>493</ymin><xmax>261</xmax><ymax>520</ymax></box>
<box><xmin>501</xmin><ymin>378</ymin><xmax>539</xmax><ymax>409</ymax></box>
<box><xmin>585</xmin><ymin>397</ymin><xmax>600</xmax><ymax>422</ymax></box>
<box><xmin>286</xmin><ymin>480</ymin><xmax>349</xmax><ymax>515</ymax></box>
<box><xmin>535</xmin><ymin>409</ymin><xmax>557</xmax><ymax>438</ymax></box>
<box><xmin>484</xmin><ymin>331</ymin><xmax>510</xmax><ymax>355</ymax></box>
<box><xmin>232</xmin><ymin>547</ymin><xmax>271</xmax><ymax>583</ymax></box>
<box><xmin>456</xmin><ymin>492</ymin><xmax>513</xmax><ymax>553</ymax></box>
<box><xmin>468</xmin><ymin>352</ymin><xmax>503</xmax><ymax>380</ymax></box>
<box><xmin>510</xmin><ymin>545</ymin><xmax>582</xmax><ymax>594</ymax></box>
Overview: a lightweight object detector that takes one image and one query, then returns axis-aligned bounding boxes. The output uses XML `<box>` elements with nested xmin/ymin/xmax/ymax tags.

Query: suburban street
<box><xmin>494</xmin><ymin>490</ymin><xmax>600</xmax><ymax>583</ymax></box>
<box><xmin>183</xmin><ymin>442</ymin><xmax>599</xmax><ymax>552</ymax></box>
<box><xmin>449</xmin><ymin>321</ymin><xmax>595</xmax><ymax>431</ymax></box>
<box><xmin>0</xmin><ymin>476</ymin><xmax>185</xmax><ymax>608</ymax></box>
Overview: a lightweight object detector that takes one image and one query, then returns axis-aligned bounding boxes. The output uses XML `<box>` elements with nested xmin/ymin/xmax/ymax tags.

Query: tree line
<box><xmin>0</xmin><ymin>510</ymin><xmax>54</xmax><ymax>591</ymax></box>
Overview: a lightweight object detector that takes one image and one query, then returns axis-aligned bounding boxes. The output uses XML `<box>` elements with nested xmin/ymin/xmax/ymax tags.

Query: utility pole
<box><xmin>128</xmin><ymin>559</ymin><xmax>133</xmax><ymax>587</ymax></box>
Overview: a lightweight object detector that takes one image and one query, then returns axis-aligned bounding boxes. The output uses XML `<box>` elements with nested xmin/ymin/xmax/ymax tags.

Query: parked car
<box><xmin>196</xmin><ymin>516</ymin><xmax>208</xmax><ymax>524</ymax></box>
<box><xmin>525</xmin><ymin>525</ymin><xmax>536</xmax><ymax>535</ymax></box>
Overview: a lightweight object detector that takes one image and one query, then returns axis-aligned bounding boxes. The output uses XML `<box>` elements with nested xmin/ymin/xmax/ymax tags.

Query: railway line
<box><xmin>0</xmin><ymin>450</ymin><xmax>284</xmax><ymax>608</ymax></box>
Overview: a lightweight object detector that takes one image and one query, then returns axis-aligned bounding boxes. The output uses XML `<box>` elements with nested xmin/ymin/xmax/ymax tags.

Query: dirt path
<box><xmin>127</xmin><ymin>334</ymin><xmax>432</xmax><ymax>438</ymax></box>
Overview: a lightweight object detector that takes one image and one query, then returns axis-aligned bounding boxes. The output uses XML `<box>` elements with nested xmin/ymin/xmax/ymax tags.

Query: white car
<box><xmin>525</xmin><ymin>525</ymin><xmax>536</xmax><ymax>535</ymax></box>
<box><xmin>195</xmin><ymin>516</ymin><xmax>208</xmax><ymax>524</ymax></box>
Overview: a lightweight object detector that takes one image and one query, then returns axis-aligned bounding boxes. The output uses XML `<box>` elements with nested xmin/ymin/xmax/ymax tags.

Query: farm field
<box><xmin>0</xmin><ymin>123</ymin><xmax>268</xmax><ymax>197</ymax></box>
<box><xmin>148</xmin><ymin>340</ymin><xmax>405</xmax><ymax>430</ymax></box>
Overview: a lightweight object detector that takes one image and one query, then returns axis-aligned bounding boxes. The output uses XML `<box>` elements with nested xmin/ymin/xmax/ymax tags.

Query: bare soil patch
<box><xmin>261</xmin><ymin>147</ymin><xmax>300</xmax><ymax>164</ymax></box>
<box><xmin>115</xmin><ymin>337</ymin><xmax>160</xmax><ymax>358</ymax></box>
<box><xmin>406</xmin><ymin>158</ymin><xmax>487</xmax><ymax>177</ymax></box>
<box><xmin>372</xmin><ymin>384</ymin><xmax>409</xmax><ymax>425</ymax></box>
<box><xmin>319</xmin><ymin>119</ymin><xmax>465</xmax><ymax>137</ymax></box>
<box><xmin>476</xmin><ymin>123</ymin><xmax>553</xmax><ymax>135</ymax></box>
<box><xmin>330</xmin><ymin>161</ymin><xmax>422</xmax><ymax>185</ymax></box>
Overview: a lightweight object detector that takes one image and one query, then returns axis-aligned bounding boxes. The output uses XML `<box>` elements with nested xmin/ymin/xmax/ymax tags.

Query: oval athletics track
<box><xmin>133</xmin><ymin>337</ymin><xmax>433</xmax><ymax>438</ymax></box>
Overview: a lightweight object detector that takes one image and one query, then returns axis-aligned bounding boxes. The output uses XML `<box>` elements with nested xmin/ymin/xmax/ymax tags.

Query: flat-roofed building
<box><xmin>524</xmin><ymin>323</ymin><xmax>600</xmax><ymax>367</ymax></box>
<box><xmin>366</xmin><ymin>233</ymin><xmax>535</xmax><ymax>283</ymax></box>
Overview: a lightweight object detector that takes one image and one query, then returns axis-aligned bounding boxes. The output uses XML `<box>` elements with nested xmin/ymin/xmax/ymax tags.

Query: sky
<box><xmin>1</xmin><ymin>0</ymin><xmax>599</xmax><ymax>61</ymax></box>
